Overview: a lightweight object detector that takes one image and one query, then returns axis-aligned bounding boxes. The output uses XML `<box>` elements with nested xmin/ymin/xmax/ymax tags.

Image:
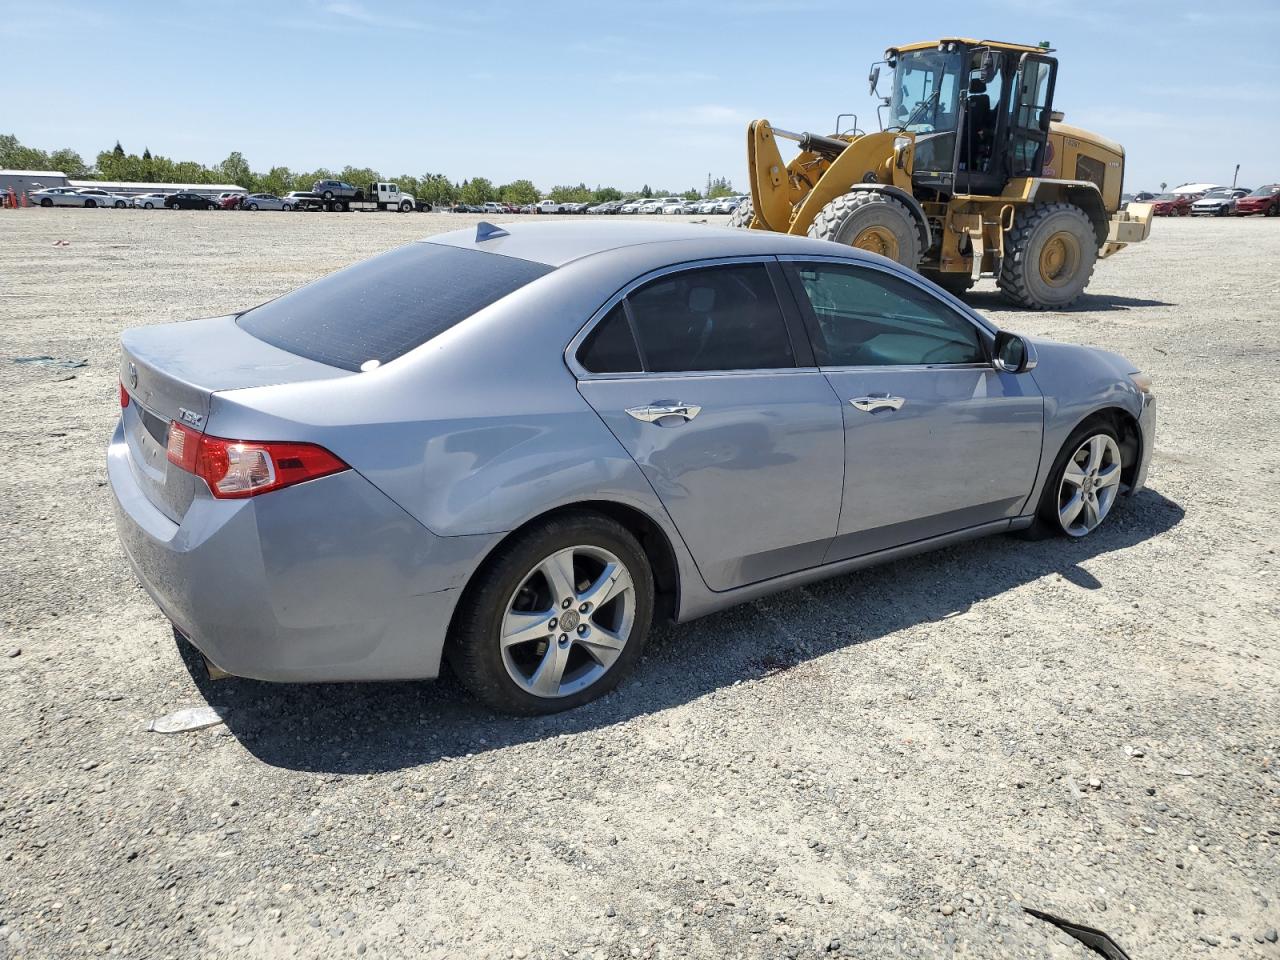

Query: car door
<box><xmin>573</xmin><ymin>259</ymin><xmax>846</xmax><ymax>591</ymax></box>
<box><xmin>781</xmin><ymin>257</ymin><xmax>1044</xmax><ymax>562</ymax></box>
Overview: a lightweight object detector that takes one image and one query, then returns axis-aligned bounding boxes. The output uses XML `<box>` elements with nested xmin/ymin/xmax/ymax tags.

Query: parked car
<box><xmin>164</xmin><ymin>192</ymin><xmax>215</xmax><ymax>210</ymax></box>
<box><xmin>215</xmin><ymin>192</ymin><xmax>244</xmax><ymax>210</ymax></box>
<box><xmin>715</xmin><ymin>196</ymin><xmax>748</xmax><ymax>215</ymax></box>
<box><xmin>618</xmin><ymin>199</ymin><xmax>646</xmax><ymax>214</ymax></box>
<box><xmin>74</xmin><ymin>187</ymin><xmax>130</xmax><ymax>208</ymax></box>
<box><xmin>481</xmin><ymin>201</ymin><xmax>507</xmax><ymax>216</ymax></box>
<box><xmin>660</xmin><ymin>199</ymin><xmax>687</xmax><ymax>214</ymax></box>
<box><xmin>312</xmin><ymin>179</ymin><xmax>363</xmax><ymax>202</ymax></box>
<box><xmin>283</xmin><ymin>191</ymin><xmax>320</xmax><ymax>210</ymax></box>
<box><xmin>31</xmin><ymin>187</ymin><xmax>97</xmax><ymax>207</ymax></box>
<box><xmin>1233</xmin><ymin>184</ymin><xmax>1280</xmax><ymax>217</ymax></box>
<box><xmin>535</xmin><ymin>200</ymin><xmax>565</xmax><ymax>214</ymax></box>
<box><xmin>1148</xmin><ymin>193</ymin><xmax>1195</xmax><ymax>217</ymax></box>
<box><xmin>132</xmin><ymin>193</ymin><xmax>169</xmax><ymax>210</ymax></box>
<box><xmin>1190</xmin><ymin>187</ymin><xmax>1250</xmax><ymax>217</ymax></box>
<box><xmin>109</xmin><ymin>221</ymin><xmax>1154</xmax><ymax>714</ymax></box>
<box><xmin>241</xmin><ymin>193</ymin><xmax>294</xmax><ymax>211</ymax></box>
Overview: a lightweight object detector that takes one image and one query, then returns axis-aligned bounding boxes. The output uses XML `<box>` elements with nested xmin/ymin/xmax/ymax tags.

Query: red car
<box><xmin>1149</xmin><ymin>193</ymin><xmax>1196</xmax><ymax>216</ymax></box>
<box><xmin>216</xmin><ymin>192</ymin><xmax>244</xmax><ymax>210</ymax></box>
<box><xmin>1235</xmin><ymin>184</ymin><xmax>1280</xmax><ymax>217</ymax></box>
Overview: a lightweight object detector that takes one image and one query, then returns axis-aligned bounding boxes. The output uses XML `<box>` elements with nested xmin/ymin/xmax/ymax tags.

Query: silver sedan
<box><xmin>110</xmin><ymin>222</ymin><xmax>1155</xmax><ymax>713</ymax></box>
<box><xmin>240</xmin><ymin>193</ymin><xmax>294</xmax><ymax>211</ymax></box>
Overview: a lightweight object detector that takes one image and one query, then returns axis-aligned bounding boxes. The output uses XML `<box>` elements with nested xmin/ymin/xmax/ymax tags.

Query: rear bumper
<box><xmin>1131</xmin><ymin>395</ymin><xmax>1157</xmax><ymax>494</ymax></box>
<box><xmin>108</xmin><ymin>421</ymin><xmax>492</xmax><ymax>682</ymax></box>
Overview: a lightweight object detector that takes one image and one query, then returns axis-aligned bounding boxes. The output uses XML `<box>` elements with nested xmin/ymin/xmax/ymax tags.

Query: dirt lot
<box><xmin>0</xmin><ymin>208</ymin><xmax>1277</xmax><ymax>960</ymax></box>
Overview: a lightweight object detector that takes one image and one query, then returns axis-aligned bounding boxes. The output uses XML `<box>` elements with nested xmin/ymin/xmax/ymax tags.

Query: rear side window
<box><xmin>577</xmin><ymin>304</ymin><xmax>642</xmax><ymax>373</ymax></box>
<box><xmin>238</xmin><ymin>243</ymin><xmax>552</xmax><ymax>371</ymax></box>
<box><xmin>625</xmin><ymin>264</ymin><xmax>794</xmax><ymax>372</ymax></box>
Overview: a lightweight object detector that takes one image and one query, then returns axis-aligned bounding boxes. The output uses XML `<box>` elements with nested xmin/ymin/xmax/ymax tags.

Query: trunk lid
<box><xmin>119</xmin><ymin>315</ymin><xmax>347</xmax><ymax>522</ymax></box>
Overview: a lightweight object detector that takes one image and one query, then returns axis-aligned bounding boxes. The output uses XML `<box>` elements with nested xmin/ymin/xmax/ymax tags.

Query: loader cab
<box><xmin>885</xmin><ymin>40</ymin><xmax>1058</xmax><ymax>198</ymax></box>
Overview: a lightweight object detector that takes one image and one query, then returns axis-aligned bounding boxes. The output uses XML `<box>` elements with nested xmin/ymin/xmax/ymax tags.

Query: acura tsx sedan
<box><xmin>109</xmin><ymin>221</ymin><xmax>1156</xmax><ymax>714</ymax></box>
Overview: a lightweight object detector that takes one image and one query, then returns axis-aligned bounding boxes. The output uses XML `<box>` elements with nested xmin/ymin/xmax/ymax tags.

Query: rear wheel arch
<box><xmin>446</xmin><ymin>500</ymin><xmax>681</xmax><ymax>650</ymax></box>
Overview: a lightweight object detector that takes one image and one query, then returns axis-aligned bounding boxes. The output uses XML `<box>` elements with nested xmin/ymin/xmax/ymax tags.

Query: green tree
<box><xmin>218</xmin><ymin>151</ymin><xmax>253</xmax><ymax>188</ymax></box>
<box><xmin>681</xmin><ymin>188</ymin><xmax>701</xmax><ymax>200</ymax></box>
<box><xmin>339</xmin><ymin>165</ymin><xmax>381</xmax><ymax>193</ymax></box>
<box><xmin>548</xmin><ymin>183</ymin><xmax>592</xmax><ymax>203</ymax></box>
<box><xmin>590</xmin><ymin>185</ymin><xmax>623</xmax><ymax>203</ymax></box>
<box><xmin>417</xmin><ymin>173</ymin><xmax>456</xmax><ymax>206</ymax></box>
<box><xmin>257</xmin><ymin>166</ymin><xmax>294</xmax><ymax>195</ymax></box>
<box><xmin>499</xmin><ymin>179</ymin><xmax>540</xmax><ymax>205</ymax></box>
<box><xmin>112</xmin><ymin>141</ymin><xmax>125</xmax><ymax>158</ymax></box>
<box><xmin>707</xmin><ymin>176</ymin><xmax>736</xmax><ymax>199</ymax></box>
<box><xmin>460</xmin><ymin>177</ymin><xmax>497</xmax><ymax>204</ymax></box>
<box><xmin>47</xmin><ymin>149</ymin><xmax>89</xmax><ymax>178</ymax></box>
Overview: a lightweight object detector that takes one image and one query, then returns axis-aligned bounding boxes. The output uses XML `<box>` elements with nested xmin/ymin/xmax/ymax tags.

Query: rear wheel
<box><xmin>808</xmin><ymin>192</ymin><xmax>922</xmax><ymax>270</ymax></box>
<box><xmin>40</xmin><ymin>198</ymin><xmax>52</xmax><ymax>207</ymax></box>
<box><xmin>85</xmin><ymin>199</ymin><xmax>97</xmax><ymax>208</ymax></box>
<box><xmin>727</xmin><ymin>199</ymin><xmax>754</xmax><ymax>228</ymax></box>
<box><xmin>998</xmin><ymin>202</ymin><xmax>1097</xmax><ymax>309</ymax></box>
<box><xmin>448</xmin><ymin>511</ymin><xmax>654</xmax><ymax>715</ymax></box>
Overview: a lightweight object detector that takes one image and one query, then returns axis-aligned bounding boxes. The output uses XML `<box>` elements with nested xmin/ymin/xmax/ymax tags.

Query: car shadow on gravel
<box><xmin>177</xmin><ymin>488</ymin><xmax>1183</xmax><ymax>774</ymax></box>
<box><xmin>964</xmin><ymin>291</ymin><xmax>1174</xmax><ymax>312</ymax></box>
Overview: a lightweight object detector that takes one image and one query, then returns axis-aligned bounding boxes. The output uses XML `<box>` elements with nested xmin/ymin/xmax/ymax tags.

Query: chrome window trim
<box><xmin>816</xmin><ymin>362</ymin><xmax>995</xmax><ymax>374</ymax></box>
<box><xmin>565</xmin><ymin>255</ymin><xmax>814</xmax><ymax>380</ymax></box>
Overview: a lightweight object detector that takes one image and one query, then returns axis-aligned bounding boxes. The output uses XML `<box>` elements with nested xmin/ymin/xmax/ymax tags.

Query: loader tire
<box><xmin>807</xmin><ymin>192</ymin><xmax>921</xmax><ymax>269</ymax></box>
<box><xmin>997</xmin><ymin>202</ymin><xmax>1097</xmax><ymax>309</ymax></box>
<box><xmin>727</xmin><ymin>199</ymin><xmax>754</xmax><ymax>228</ymax></box>
<box><xmin>921</xmin><ymin>270</ymin><xmax>975</xmax><ymax>298</ymax></box>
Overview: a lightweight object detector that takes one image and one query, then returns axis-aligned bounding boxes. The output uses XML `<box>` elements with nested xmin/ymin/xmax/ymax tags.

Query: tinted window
<box><xmin>626</xmin><ymin>264</ymin><xmax>794</xmax><ymax>372</ymax></box>
<box><xmin>578</xmin><ymin>304</ymin><xmax>642</xmax><ymax>373</ymax></box>
<box><xmin>793</xmin><ymin>263</ymin><xmax>985</xmax><ymax>366</ymax></box>
<box><xmin>238</xmin><ymin>243</ymin><xmax>553</xmax><ymax>371</ymax></box>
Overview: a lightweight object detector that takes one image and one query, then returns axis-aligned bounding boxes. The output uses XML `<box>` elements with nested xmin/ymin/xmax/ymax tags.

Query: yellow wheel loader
<box><xmin>734</xmin><ymin>39</ymin><xmax>1154</xmax><ymax>308</ymax></box>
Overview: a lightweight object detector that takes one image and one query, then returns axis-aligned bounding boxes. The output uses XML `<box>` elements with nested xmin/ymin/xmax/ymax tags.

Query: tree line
<box><xmin>1</xmin><ymin>134</ymin><xmax>738</xmax><ymax>205</ymax></box>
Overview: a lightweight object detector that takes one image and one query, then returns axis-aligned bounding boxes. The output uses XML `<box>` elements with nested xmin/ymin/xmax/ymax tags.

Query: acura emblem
<box><xmin>128</xmin><ymin>362</ymin><xmax>138</xmax><ymax>389</ymax></box>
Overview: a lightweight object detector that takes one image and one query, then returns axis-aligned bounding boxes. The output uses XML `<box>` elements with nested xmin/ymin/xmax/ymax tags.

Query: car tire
<box><xmin>322</xmin><ymin>191</ymin><xmax>333</xmax><ymax>201</ymax></box>
<box><xmin>85</xmin><ymin>199</ymin><xmax>97</xmax><ymax>208</ymax></box>
<box><xmin>143</xmin><ymin>202</ymin><xmax>154</xmax><ymax>209</ymax></box>
<box><xmin>808</xmin><ymin>192</ymin><xmax>923</xmax><ymax>270</ymax></box>
<box><xmin>1024</xmin><ymin>421</ymin><xmax>1125</xmax><ymax>540</ymax></box>
<box><xmin>40</xmin><ymin>198</ymin><xmax>52</xmax><ymax>207</ymax></box>
<box><xmin>400</xmin><ymin>201</ymin><xmax>412</xmax><ymax>212</ymax></box>
<box><xmin>248</xmin><ymin>203</ymin><xmax>258</xmax><ymax>211</ymax></box>
<box><xmin>282</xmin><ymin>204</ymin><xmax>292</xmax><ymax>211</ymax></box>
<box><xmin>448</xmin><ymin>510</ymin><xmax>655</xmax><ymax>715</ymax></box>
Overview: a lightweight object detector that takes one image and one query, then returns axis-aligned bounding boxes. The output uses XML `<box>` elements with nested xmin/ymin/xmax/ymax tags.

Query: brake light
<box><xmin>166</xmin><ymin>421</ymin><xmax>347</xmax><ymax>498</ymax></box>
<box><xmin>120</xmin><ymin>382</ymin><xmax>130</xmax><ymax>408</ymax></box>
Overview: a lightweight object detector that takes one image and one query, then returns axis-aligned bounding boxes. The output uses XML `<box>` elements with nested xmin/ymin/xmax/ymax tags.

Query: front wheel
<box><xmin>84</xmin><ymin>199</ymin><xmax>97</xmax><ymax>208</ymax></box>
<box><xmin>400</xmin><ymin>201</ymin><xmax>412</xmax><ymax>212</ymax></box>
<box><xmin>807</xmin><ymin>191</ymin><xmax>922</xmax><ymax>269</ymax></box>
<box><xmin>1033</xmin><ymin>423</ymin><xmax>1124</xmax><ymax>538</ymax></box>
<box><xmin>448</xmin><ymin>512</ymin><xmax>654</xmax><ymax>714</ymax></box>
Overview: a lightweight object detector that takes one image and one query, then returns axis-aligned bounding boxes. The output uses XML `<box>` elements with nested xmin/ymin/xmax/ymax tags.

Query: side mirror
<box><xmin>868</xmin><ymin>64</ymin><xmax>881</xmax><ymax>96</ymax></box>
<box><xmin>993</xmin><ymin>331</ymin><xmax>1038</xmax><ymax>373</ymax></box>
<box><xmin>980</xmin><ymin>50</ymin><xmax>998</xmax><ymax>83</ymax></box>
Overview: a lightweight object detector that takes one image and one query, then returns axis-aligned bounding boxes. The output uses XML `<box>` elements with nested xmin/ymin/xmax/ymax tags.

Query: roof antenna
<box><xmin>475</xmin><ymin>221</ymin><xmax>509</xmax><ymax>241</ymax></box>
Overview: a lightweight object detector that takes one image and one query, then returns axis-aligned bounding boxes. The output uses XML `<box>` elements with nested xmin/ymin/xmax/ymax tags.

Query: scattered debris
<box><xmin>5</xmin><ymin>647</ymin><xmax>20</xmax><ymax>658</ymax></box>
<box><xmin>13</xmin><ymin>356</ymin><xmax>88</xmax><ymax>369</ymax></box>
<box><xmin>1024</xmin><ymin>907</ymin><xmax>1132</xmax><ymax>960</ymax></box>
<box><xmin>52</xmin><ymin>239</ymin><xmax>71</xmax><ymax>247</ymax></box>
<box><xmin>147</xmin><ymin>705</ymin><xmax>226</xmax><ymax>734</ymax></box>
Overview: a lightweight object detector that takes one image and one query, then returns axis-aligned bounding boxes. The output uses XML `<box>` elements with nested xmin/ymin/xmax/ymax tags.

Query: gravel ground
<box><xmin>0</xmin><ymin>209</ymin><xmax>1277</xmax><ymax>960</ymax></box>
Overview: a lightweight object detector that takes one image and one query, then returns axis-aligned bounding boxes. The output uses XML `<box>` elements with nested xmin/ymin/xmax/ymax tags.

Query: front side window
<box><xmin>624</xmin><ymin>264</ymin><xmax>795</xmax><ymax>372</ymax></box>
<box><xmin>791</xmin><ymin>263</ymin><xmax>985</xmax><ymax>367</ymax></box>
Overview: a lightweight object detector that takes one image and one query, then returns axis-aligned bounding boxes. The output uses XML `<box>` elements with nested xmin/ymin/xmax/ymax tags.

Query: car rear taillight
<box><xmin>120</xmin><ymin>381</ymin><xmax>130</xmax><ymax>408</ymax></box>
<box><xmin>165</xmin><ymin>421</ymin><xmax>347</xmax><ymax>499</ymax></box>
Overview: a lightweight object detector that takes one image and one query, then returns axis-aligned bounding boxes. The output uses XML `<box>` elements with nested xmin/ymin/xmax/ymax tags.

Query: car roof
<box><xmin>422</xmin><ymin>220</ymin><xmax>875</xmax><ymax>268</ymax></box>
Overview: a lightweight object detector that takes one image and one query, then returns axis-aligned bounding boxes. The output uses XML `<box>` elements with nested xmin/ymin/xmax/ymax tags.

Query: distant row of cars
<box><xmin>1130</xmin><ymin>185</ymin><xmax>1280</xmax><ymax>217</ymax></box>
<box><xmin>450</xmin><ymin>196</ymin><xmax>750</xmax><ymax>216</ymax></box>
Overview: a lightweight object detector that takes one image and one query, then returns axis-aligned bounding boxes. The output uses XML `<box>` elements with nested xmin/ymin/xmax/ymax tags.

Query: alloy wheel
<box><xmin>1057</xmin><ymin>434</ymin><xmax>1122</xmax><ymax>537</ymax></box>
<box><xmin>500</xmin><ymin>545</ymin><xmax>636</xmax><ymax>699</ymax></box>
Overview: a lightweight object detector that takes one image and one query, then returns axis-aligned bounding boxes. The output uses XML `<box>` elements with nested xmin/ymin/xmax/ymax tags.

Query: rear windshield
<box><xmin>237</xmin><ymin>243</ymin><xmax>552</xmax><ymax>371</ymax></box>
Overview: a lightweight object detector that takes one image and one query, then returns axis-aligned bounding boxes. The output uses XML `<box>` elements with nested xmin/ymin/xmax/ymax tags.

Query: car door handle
<box><xmin>626</xmin><ymin>403</ymin><xmax>702</xmax><ymax>423</ymax></box>
<box><xmin>849</xmin><ymin>395</ymin><xmax>906</xmax><ymax>413</ymax></box>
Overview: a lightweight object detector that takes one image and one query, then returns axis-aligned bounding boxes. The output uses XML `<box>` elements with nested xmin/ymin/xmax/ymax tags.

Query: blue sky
<box><xmin>4</xmin><ymin>0</ymin><xmax>1278</xmax><ymax>193</ymax></box>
